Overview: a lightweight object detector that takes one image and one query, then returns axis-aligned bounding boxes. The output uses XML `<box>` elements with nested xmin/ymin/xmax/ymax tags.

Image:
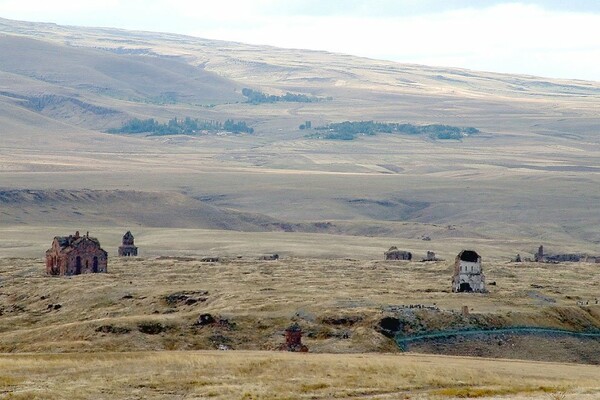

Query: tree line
<box><xmin>308</xmin><ymin>121</ymin><xmax>479</xmax><ymax>140</ymax></box>
<box><xmin>107</xmin><ymin>117</ymin><xmax>254</xmax><ymax>135</ymax></box>
<box><xmin>241</xmin><ymin>88</ymin><xmax>330</xmax><ymax>104</ymax></box>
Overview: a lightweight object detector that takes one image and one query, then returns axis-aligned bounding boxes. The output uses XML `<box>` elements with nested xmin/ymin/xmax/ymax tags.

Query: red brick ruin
<box><xmin>281</xmin><ymin>323</ymin><xmax>308</xmax><ymax>352</ymax></box>
<box><xmin>45</xmin><ymin>231</ymin><xmax>108</xmax><ymax>275</ymax></box>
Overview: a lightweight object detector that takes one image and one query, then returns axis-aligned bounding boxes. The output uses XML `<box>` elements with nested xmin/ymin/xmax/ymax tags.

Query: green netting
<box><xmin>395</xmin><ymin>327</ymin><xmax>600</xmax><ymax>351</ymax></box>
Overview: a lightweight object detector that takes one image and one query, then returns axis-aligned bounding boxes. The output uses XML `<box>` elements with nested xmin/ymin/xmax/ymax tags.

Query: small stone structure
<box><xmin>45</xmin><ymin>231</ymin><xmax>107</xmax><ymax>275</ymax></box>
<box><xmin>452</xmin><ymin>250</ymin><xmax>486</xmax><ymax>293</ymax></box>
<box><xmin>118</xmin><ymin>231</ymin><xmax>138</xmax><ymax>257</ymax></box>
<box><xmin>546</xmin><ymin>253</ymin><xmax>581</xmax><ymax>262</ymax></box>
<box><xmin>384</xmin><ymin>246</ymin><xmax>412</xmax><ymax>260</ymax></box>
<box><xmin>535</xmin><ymin>245</ymin><xmax>544</xmax><ymax>262</ymax></box>
<box><xmin>280</xmin><ymin>323</ymin><xmax>308</xmax><ymax>352</ymax></box>
<box><xmin>534</xmin><ymin>245</ymin><xmax>583</xmax><ymax>263</ymax></box>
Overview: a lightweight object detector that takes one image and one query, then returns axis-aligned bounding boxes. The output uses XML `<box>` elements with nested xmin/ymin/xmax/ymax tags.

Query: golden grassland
<box><xmin>1</xmin><ymin>18</ymin><xmax>600</xmax><ymax>399</ymax></box>
<box><xmin>0</xmin><ymin>256</ymin><xmax>598</xmax><ymax>357</ymax></box>
<box><xmin>1</xmin><ymin>253</ymin><xmax>594</xmax><ymax>400</ymax></box>
<box><xmin>1</xmin><ymin>351</ymin><xmax>599</xmax><ymax>400</ymax></box>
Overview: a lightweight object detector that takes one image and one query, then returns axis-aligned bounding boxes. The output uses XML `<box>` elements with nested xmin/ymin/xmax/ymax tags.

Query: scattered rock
<box><xmin>320</xmin><ymin>315</ymin><xmax>363</xmax><ymax>326</ymax></box>
<box><xmin>196</xmin><ymin>313</ymin><xmax>216</xmax><ymax>326</ymax></box>
<box><xmin>96</xmin><ymin>325</ymin><xmax>131</xmax><ymax>334</ymax></box>
<box><xmin>164</xmin><ymin>291</ymin><xmax>208</xmax><ymax>306</ymax></box>
<box><xmin>217</xmin><ymin>318</ymin><xmax>236</xmax><ymax>330</ymax></box>
<box><xmin>137</xmin><ymin>322</ymin><xmax>169</xmax><ymax>335</ymax></box>
<box><xmin>194</xmin><ymin>313</ymin><xmax>236</xmax><ymax>330</ymax></box>
<box><xmin>209</xmin><ymin>334</ymin><xmax>232</xmax><ymax>347</ymax></box>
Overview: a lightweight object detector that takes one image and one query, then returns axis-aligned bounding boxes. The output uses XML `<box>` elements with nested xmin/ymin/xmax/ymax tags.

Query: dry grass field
<box><xmin>0</xmin><ymin>256</ymin><xmax>598</xmax><ymax>360</ymax></box>
<box><xmin>1</xmin><ymin>351</ymin><xmax>599</xmax><ymax>400</ymax></box>
<box><xmin>1</xmin><ymin>17</ymin><xmax>600</xmax><ymax>399</ymax></box>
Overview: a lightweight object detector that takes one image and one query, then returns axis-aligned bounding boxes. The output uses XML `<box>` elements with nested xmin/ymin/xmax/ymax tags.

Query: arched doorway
<box><xmin>459</xmin><ymin>282</ymin><xmax>473</xmax><ymax>292</ymax></box>
<box><xmin>75</xmin><ymin>256</ymin><xmax>82</xmax><ymax>275</ymax></box>
<box><xmin>92</xmin><ymin>256</ymin><xmax>98</xmax><ymax>273</ymax></box>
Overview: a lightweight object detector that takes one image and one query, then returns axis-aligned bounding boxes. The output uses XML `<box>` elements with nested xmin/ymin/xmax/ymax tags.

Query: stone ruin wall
<box><xmin>46</xmin><ymin>237</ymin><xmax>107</xmax><ymax>275</ymax></box>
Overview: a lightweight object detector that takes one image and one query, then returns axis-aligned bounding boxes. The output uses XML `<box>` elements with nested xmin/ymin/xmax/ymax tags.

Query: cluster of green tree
<box><xmin>107</xmin><ymin>117</ymin><xmax>254</xmax><ymax>135</ymax></box>
<box><xmin>308</xmin><ymin>121</ymin><xmax>479</xmax><ymax>141</ymax></box>
<box><xmin>241</xmin><ymin>88</ymin><xmax>330</xmax><ymax>104</ymax></box>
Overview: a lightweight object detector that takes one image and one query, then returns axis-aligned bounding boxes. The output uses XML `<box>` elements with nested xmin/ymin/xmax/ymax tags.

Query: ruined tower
<box><xmin>535</xmin><ymin>245</ymin><xmax>544</xmax><ymax>262</ymax></box>
<box><xmin>118</xmin><ymin>231</ymin><xmax>138</xmax><ymax>257</ymax></box>
<box><xmin>452</xmin><ymin>250</ymin><xmax>486</xmax><ymax>293</ymax></box>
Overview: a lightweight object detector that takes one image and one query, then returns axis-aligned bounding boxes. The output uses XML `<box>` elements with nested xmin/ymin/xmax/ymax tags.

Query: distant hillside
<box><xmin>0</xmin><ymin>188</ymin><xmax>286</xmax><ymax>231</ymax></box>
<box><xmin>1</xmin><ymin>16</ymin><xmax>599</xmax><ymax>141</ymax></box>
<box><xmin>1</xmin><ymin>17</ymin><xmax>599</xmax><ymax>259</ymax></box>
<box><xmin>0</xmin><ymin>31</ymin><xmax>242</xmax><ymax>134</ymax></box>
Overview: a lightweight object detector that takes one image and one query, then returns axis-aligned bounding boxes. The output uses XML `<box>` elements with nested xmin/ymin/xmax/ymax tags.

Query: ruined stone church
<box><xmin>118</xmin><ymin>231</ymin><xmax>138</xmax><ymax>256</ymax></box>
<box><xmin>452</xmin><ymin>250</ymin><xmax>486</xmax><ymax>292</ymax></box>
<box><xmin>45</xmin><ymin>231</ymin><xmax>108</xmax><ymax>275</ymax></box>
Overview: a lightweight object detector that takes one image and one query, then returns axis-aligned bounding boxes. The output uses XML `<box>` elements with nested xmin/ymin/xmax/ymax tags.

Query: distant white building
<box><xmin>452</xmin><ymin>250</ymin><xmax>486</xmax><ymax>293</ymax></box>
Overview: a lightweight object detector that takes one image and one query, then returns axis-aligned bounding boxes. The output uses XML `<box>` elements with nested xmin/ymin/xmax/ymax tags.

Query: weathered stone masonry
<box><xmin>452</xmin><ymin>250</ymin><xmax>486</xmax><ymax>293</ymax></box>
<box><xmin>45</xmin><ymin>231</ymin><xmax>107</xmax><ymax>275</ymax></box>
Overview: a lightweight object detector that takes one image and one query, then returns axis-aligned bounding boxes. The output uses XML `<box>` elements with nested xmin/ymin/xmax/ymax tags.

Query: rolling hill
<box><xmin>1</xmin><ymin>17</ymin><xmax>600</xmax><ymax>260</ymax></box>
<box><xmin>0</xmin><ymin>18</ymin><xmax>600</xmax><ymax>396</ymax></box>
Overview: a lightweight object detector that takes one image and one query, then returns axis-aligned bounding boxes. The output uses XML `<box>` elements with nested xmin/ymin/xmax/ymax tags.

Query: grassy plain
<box><xmin>0</xmin><ymin>256</ymin><xmax>598</xmax><ymax>357</ymax></box>
<box><xmin>1</xmin><ymin>17</ymin><xmax>600</xmax><ymax>399</ymax></box>
<box><xmin>1</xmin><ymin>351</ymin><xmax>599</xmax><ymax>400</ymax></box>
